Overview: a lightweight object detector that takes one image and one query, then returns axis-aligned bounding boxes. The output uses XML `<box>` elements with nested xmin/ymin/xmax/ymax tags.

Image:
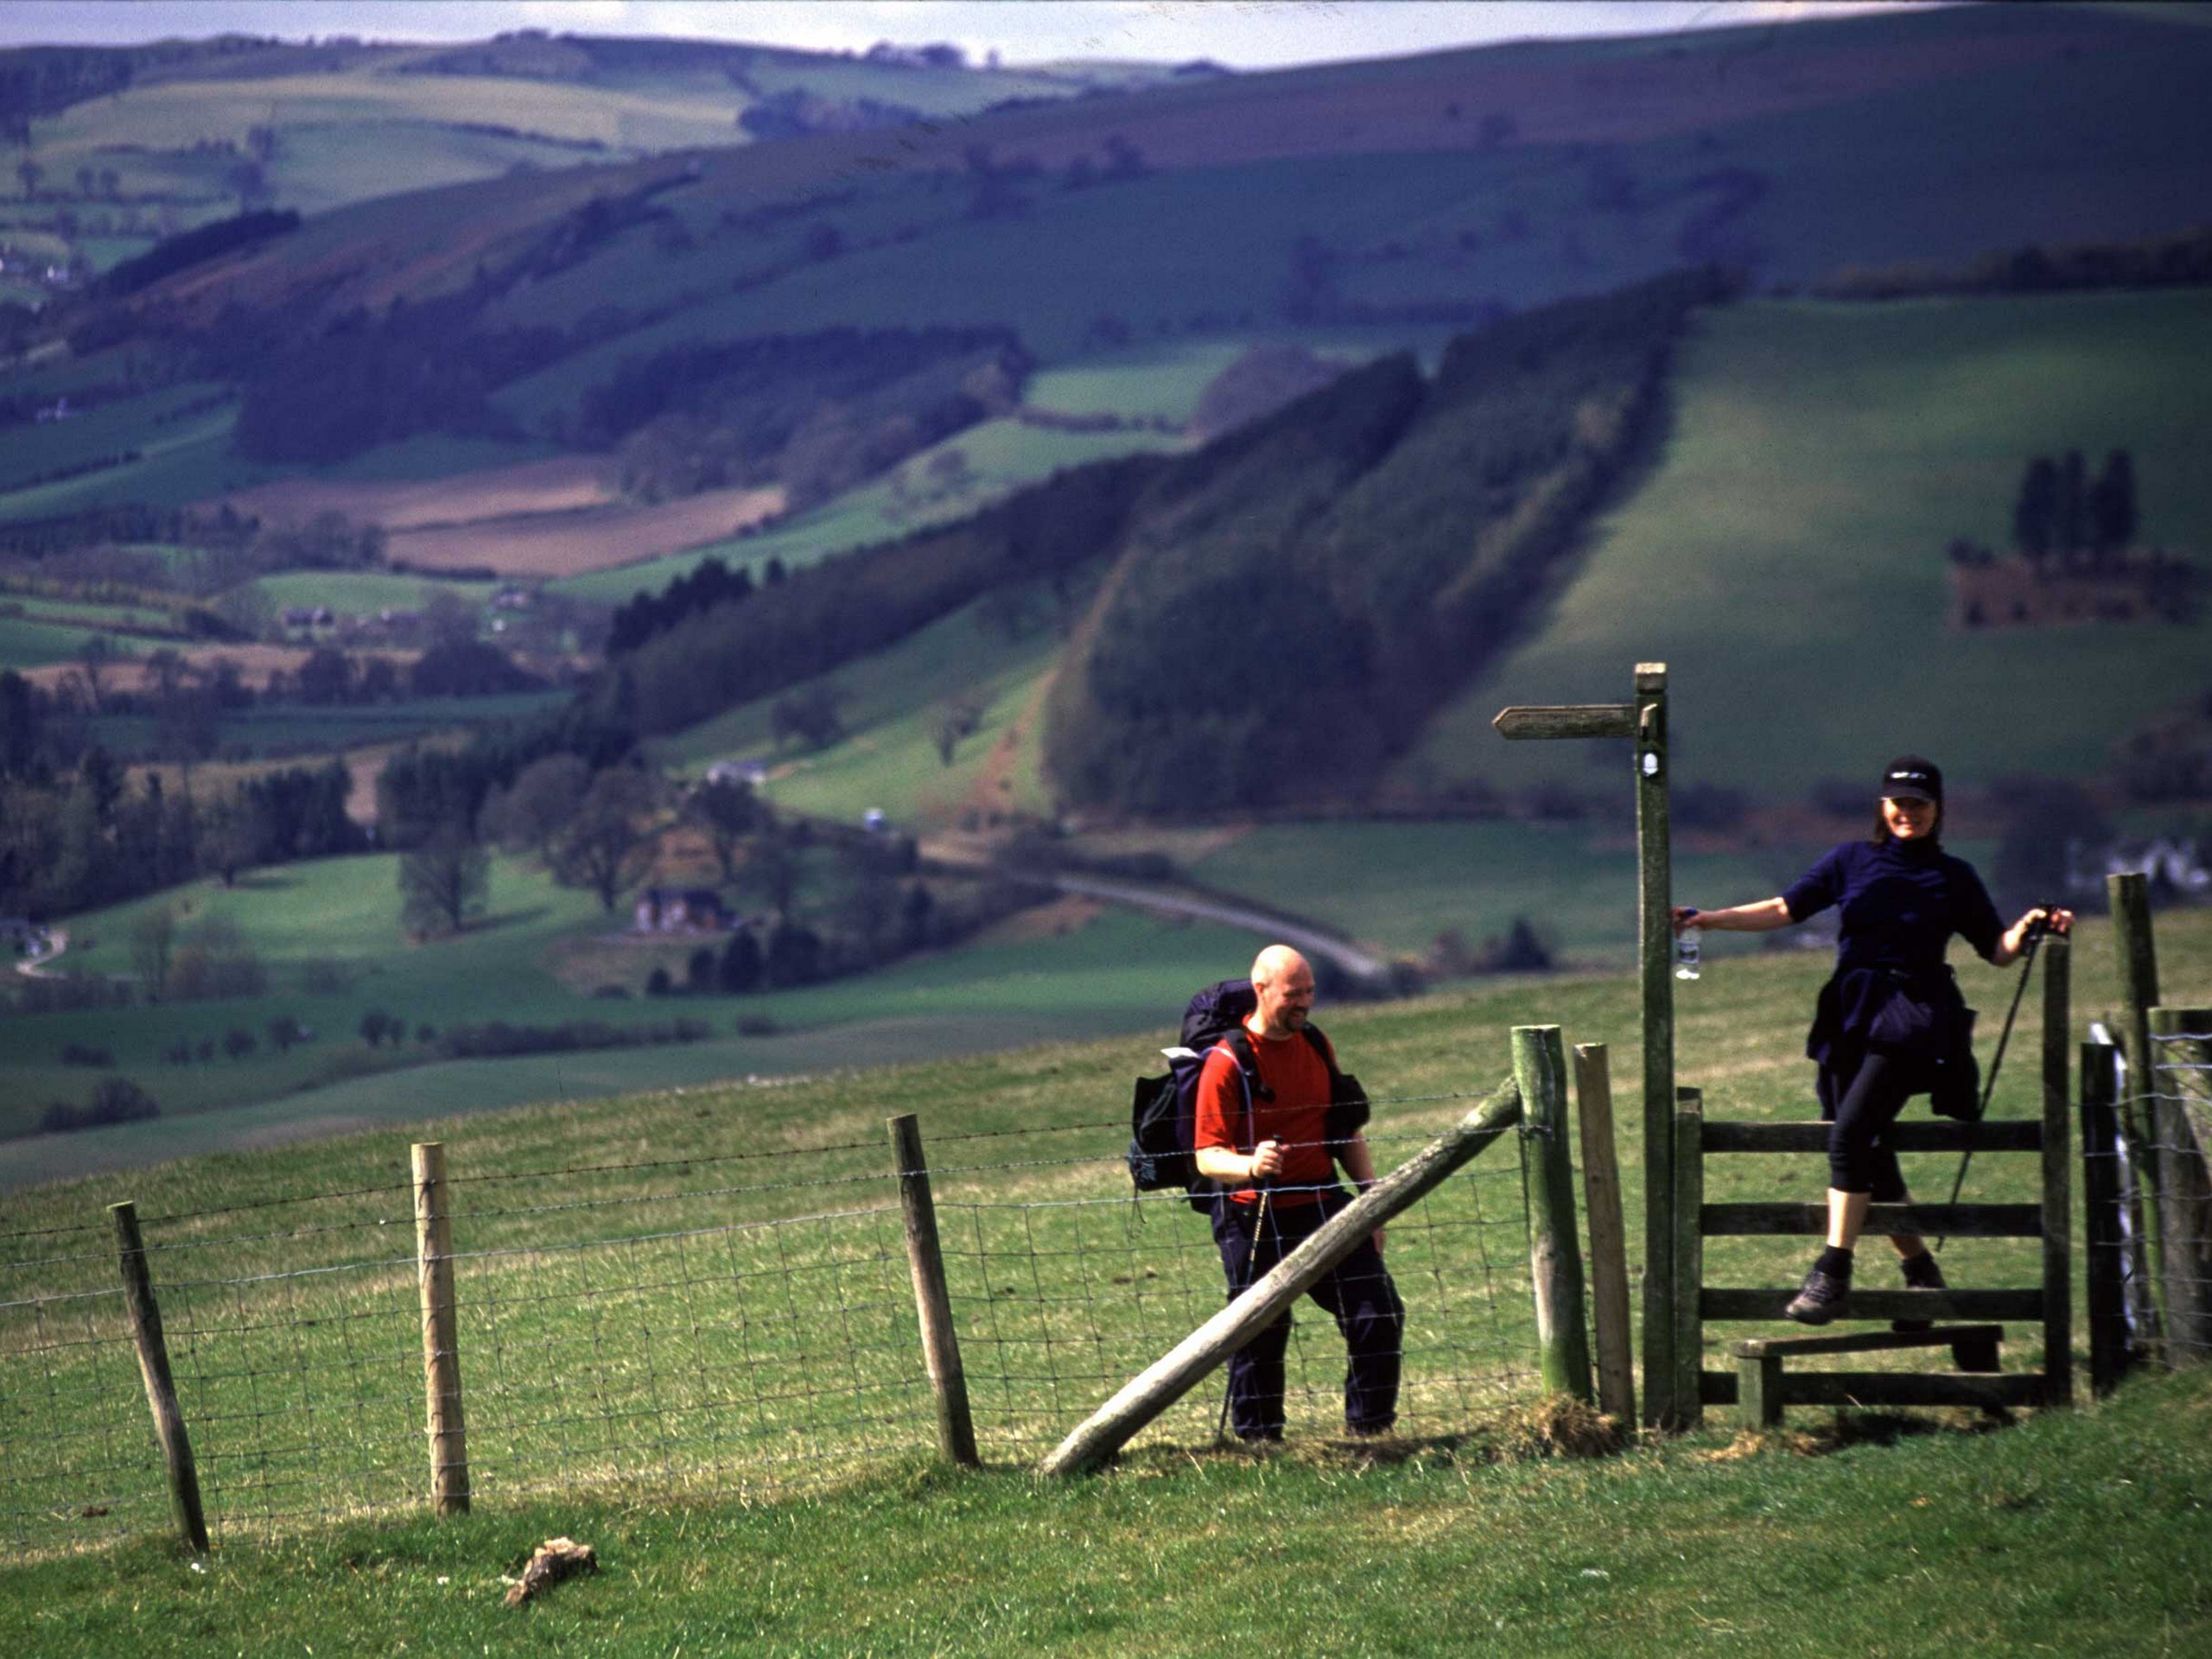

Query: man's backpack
<box><xmin>1126</xmin><ymin>977</ymin><xmax>1370</xmax><ymax>1211</ymax></box>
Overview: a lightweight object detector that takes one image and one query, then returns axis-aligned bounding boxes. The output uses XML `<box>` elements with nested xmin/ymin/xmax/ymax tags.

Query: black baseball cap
<box><xmin>1880</xmin><ymin>755</ymin><xmax>1942</xmax><ymax>804</ymax></box>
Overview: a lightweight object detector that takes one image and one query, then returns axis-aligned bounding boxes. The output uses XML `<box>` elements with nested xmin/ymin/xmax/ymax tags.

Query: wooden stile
<box><xmin>1573</xmin><ymin>1044</ymin><xmax>1636</xmax><ymax>1427</ymax></box>
<box><xmin>888</xmin><ymin>1114</ymin><xmax>980</xmax><ymax>1468</ymax></box>
<box><xmin>1516</xmin><ymin>1027</ymin><xmax>1592</xmax><ymax>1404</ymax></box>
<box><xmin>110</xmin><ymin>1200</ymin><xmax>209</xmax><ymax>1554</ymax></box>
<box><xmin>412</xmin><ymin>1142</ymin><xmax>471</xmax><ymax>1516</ymax></box>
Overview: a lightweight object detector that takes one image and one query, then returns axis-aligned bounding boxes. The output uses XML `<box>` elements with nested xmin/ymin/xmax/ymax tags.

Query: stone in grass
<box><xmin>505</xmin><ymin>1536</ymin><xmax>598</xmax><ymax>1607</ymax></box>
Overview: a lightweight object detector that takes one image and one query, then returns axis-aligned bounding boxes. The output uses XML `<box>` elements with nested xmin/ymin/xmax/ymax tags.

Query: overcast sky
<box><xmin>0</xmin><ymin>3</ymin><xmax>1921</xmax><ymax>69</ymax></box>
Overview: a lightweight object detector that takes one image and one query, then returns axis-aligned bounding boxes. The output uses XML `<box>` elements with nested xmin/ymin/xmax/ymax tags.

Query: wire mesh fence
<box><xmin>1</xmin><ymin>1086</ymin><xmax>1548</xmax><ymax>1559</ymax></box>
<box><xmin>2143</xmin><ymin>1016</ymin><xmax>2212</xmax><ymax>1368</ymax></box>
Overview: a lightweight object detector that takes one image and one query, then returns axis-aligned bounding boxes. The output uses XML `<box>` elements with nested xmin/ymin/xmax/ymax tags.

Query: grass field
<box><xmin>551</xmin><ymin>418</ymin><xmax>1189</xmax><ymax>604</ymax></box>
<box><xmin>245</xmin><ymin>571</ymin><xmax>498</xmax><ymax>615</ymax></box>
<box><xmin>650</xmin><ymin>588</ymin><xmax>1065</xmax><ymax>827</ymax></box>
<box><xmin>4</xmin><ymin>1363</ymin><xmax>2209</xmax><ymax>1654</ymax></box>
<box><xmin>1185</xmin><ymin>820</ymin><xmax>1867</xmax><ymax>966</ymax></box>
<box><xmin>0</xmin><ymin>611</ymin><xmax>124</xmax><ymax>671</ymax></box>
<box><xmin>1402</xmin><ymin>289</ymin><xmax>2212</xmax><ymax>801</ymax></box>
<box><xmin>1</xmin><ymin>907</ymin><xmax>2206</xmax><ymax>1651</ymax></box>
<box><xmin>0</xmin><ymin>842</ymin><xmax>1265</xmax><ymax>1166</ymax></box>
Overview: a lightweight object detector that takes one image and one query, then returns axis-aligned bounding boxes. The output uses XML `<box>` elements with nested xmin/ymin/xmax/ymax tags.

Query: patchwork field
<box><xmin>1402</xmin><ymin>289</ymin><xmax>2212</xmax><ymax>800</ymax></box>
<box><xmin>219</xmin><ymin>454</ymin><xmax>619</xmax><ymax>532</ymax></box>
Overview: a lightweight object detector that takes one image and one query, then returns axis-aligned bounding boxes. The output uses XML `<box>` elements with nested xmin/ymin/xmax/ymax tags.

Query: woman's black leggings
<box><xmin>1817</xmin><ymin>1049</ymin><xmax>1915</xmax><ymax>1199</ymax></box>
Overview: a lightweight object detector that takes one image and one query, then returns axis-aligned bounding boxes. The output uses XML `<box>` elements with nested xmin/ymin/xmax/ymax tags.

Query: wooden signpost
<box><xmin>1496</xmin><ymin>664</ymin><xmax>1679</xmax><ymax>1427</ymax></box>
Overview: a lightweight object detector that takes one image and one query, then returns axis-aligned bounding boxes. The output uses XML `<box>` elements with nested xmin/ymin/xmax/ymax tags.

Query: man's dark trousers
<box><xmin>1210</xmin><ymin>1185</ymin><xmax>1405</xmax><ymax>1440</ymax></box>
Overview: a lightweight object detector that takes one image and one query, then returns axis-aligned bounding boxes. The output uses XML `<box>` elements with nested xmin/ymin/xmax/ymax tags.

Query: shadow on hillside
<box><xmin>228</xmin><ymin>871</ymin><xmax>298</xmax><ymax>891</ymax></box>
<box><xmin>468</xmin><ymin>904</ymin><xmax>550</xmax><ymax>935</ymax></box>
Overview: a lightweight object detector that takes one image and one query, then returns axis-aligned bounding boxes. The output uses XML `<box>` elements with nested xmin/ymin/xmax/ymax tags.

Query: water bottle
<box><xmin>1675</xmin><ymin>917</ymin><xmax>1701</xmax><ymax>982</ymax></box>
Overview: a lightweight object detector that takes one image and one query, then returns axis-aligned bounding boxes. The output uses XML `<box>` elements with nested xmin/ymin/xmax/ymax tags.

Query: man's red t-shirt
<box><xmin>1195</xmin><ymin>1026</ymin><xmax>1338</xmax><ymax>1206</ymax></box>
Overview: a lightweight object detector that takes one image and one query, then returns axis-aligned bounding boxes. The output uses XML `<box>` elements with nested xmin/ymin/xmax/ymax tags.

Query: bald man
<box><xmin>1193</xmin><ymin>944</ymin><xmax>1404</xmax><ymax>1441</ymax></box>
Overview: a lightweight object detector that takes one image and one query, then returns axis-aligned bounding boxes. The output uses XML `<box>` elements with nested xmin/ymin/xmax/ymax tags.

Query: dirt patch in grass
<box><xmin>17</xmin><ymin>641</ymin><xmax>420</xmax><ymax>696</ymax></box>
<box><xmin>385</xmin><ymin>483</ymin><xmax>786</xmax><ymax>578</ymax></box>
<box><xmin>219</xmin><ymin>455</ymin><xmax>617</xmax><ymax>532</ymax></box>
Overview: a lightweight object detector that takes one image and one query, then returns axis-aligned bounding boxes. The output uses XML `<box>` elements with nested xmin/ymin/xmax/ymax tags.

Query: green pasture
<box><xmin>1405</xmin><ymin>290</ymin><xmax>2212</xmax><ymax>800</ymax></box>
<box><xmin>245</xmin><ymin>571</ymin><xmax>499</xmax><ymax>615</ymax></box>
<box><xmin>0</xmin><ymin>611</ymin><xmax>126</xmax><ymax>671</ymax></box>
<box><xmin>652</xmin><ymin>590</ymin><xmax>1063</xmax><ymax>826</ymax></box>
<box><xmin>83</xmin><ymin>694</ymin><xmax>563</xmax><ymax>763</ymax></box>
<box><xmin>32</xmin><ymin>73</ymin><xmax>748</xmax><ymax>197</ymax></box>
<box><xmin>0</xmin><ymin>404</ymin><xmax>272</xmax><ymax>523</ymax></box>
<box><xmin>0</xmin><ymin>838</ymin><xmax>1266</xmax><ymax>1162</ymax></box>
<box><xmin>0</xmin><ymin>594</ymin><xmax>174</xmax><ymax>632</ymax></box>
<box><xmin>313</xmin><ymin>431</ymin><xmax>564</xmax><ymax>484</ymax></box>
<box><xmin>550</xmin><ymin>418</ymin><xmax>1186</xmax><ymax>604</ymax></box>
<box><xmin>3</xmin><ymin>1364</ymin><xmax>2207</xmax><ymax>1656</ymax></box>
<box><xmin>1021</xmin><ymin>340</ymin><xmax>1251</xmax><ymax>423</ymax></box>
<box><xmin>1</xmin><ymin>906</ymin><xmax>2205</xmax><ymax>1613</ymax></box>
<box><xmin>0</xmin><ymin>382</ymin><xmax>232</xmax><ymax>496</ymax></box>
<box><xmin>1185</xmin><ymin>820</ymin><xmax>1864</xmax><ymax>968</ymax></box>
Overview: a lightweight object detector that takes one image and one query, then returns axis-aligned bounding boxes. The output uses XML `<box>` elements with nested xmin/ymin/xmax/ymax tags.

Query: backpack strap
<box><xmin>1217</xmin><ymin>1028</ymin><xmax>1268</xmax><ymax>1154</ymax></box>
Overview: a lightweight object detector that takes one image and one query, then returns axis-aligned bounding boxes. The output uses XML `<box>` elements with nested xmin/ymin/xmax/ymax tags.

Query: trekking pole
<box><xmin>1935</xmin><ymin>916</ymin><xmax>2051</xmax><ymax>1255</ymax></box>
<box><xmin>1216</xmin><ymin>1179</ymin><xmax>1272</xmax><ymax>1443</ymax></box>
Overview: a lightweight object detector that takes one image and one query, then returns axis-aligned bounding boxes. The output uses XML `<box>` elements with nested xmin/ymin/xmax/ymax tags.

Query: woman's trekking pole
<box><xmin>1935</xmin><ymin>916</ymin><xmax>2050</xmax><ymax>1253</ymax></box>
<box><xmin>1216</xmin><ymin>1183</ymin><xmax>1272</xmax><ymax>1442</ymax></box>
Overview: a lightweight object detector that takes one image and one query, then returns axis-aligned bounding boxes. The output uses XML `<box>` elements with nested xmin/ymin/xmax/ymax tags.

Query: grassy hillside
<box><xmin>0</xmin><ymin>842</ymin><xmax>1266</xmax><ymax>1177</ymax></box>
<box><xmin>5</xmin><ymin>1363</ymin><xmax>2209</xmax><ymax>1654</ymax></box>
<box><xmin>8</xmin><ymin>35</ymin><xmax>1097</xmax><ymax>279</ymax></box>
<box><xmin>1</xmin><ymin>910</ymin><xmax>2207</xmax><ymax>1651</ymax></box>
<box><xmin>1404</xmin><ymin>289</ymin><xmax>2212</xmax><ymax>800</ymax></box>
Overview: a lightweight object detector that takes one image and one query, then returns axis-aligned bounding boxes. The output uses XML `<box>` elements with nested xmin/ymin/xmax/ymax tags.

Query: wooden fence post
<box><xmin>2039</xmin><ymin>932</ymin><xmax>2073</xmax><ymax>1408</ymax></box>
<box><xmin>1039</xmin><ymin>1077</ymin><xmax>1523</xmax><ymax>1477</ymax></box>
<box><xmin>1635</xmin><ymin>663</ymin><xmax>1678</xmax><ymax>1429</ymax></box>
<box><xmin>888</xmin><ymin>1114</ymin><xmax>980</xmax><ymax>1468</ymax></box>
<box><xmin>2146</xmin><ymin>1009</ymin><xmax>2212</xmax><ymax>1363</ymax></box>
<box><xmin>2108</xmin><ymin>873</ymin><xmax>2167</xmax><ymax>1343</ymax></box>
<box><xmin>1672</xmin><ymin>1087</ymin><xmax>1704</xmax><ymax>1427</ymax></box>
<box><xmin>2080</xmin><ymin>1039</ymin><xmax>2130</xmax><ymax>1395</ymax></box>
<box><xmin>1516</xmin><ymin>1027</ymin><xmax>1592</xmax><ymax>1405</ymax></box>
<box><xmin>412</xmin><ymin>1142</ymin><xmax>470</xmax><ymax>1516</ymax></box>
<box><xmin>1573</xmin><ymin>1043</ymin><xmax>1636</xmax><ymax>1427</ymax></box>
<box><xmin>110</xmin><ymin>1200</ymin><xmax>209</xmax><ymax>1554</ymax></box>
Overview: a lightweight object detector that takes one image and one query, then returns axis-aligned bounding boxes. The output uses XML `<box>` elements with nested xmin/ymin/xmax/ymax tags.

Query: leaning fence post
<box><xmin>110</xmin><ymin>1200</ymin><xmax>209</xmax><ymax>1554</ymax></box>
<box><xmin>1573</xmin><ymin>1043</ymin><xmax>1635</xmax><ymax>1427</ymax></box>
<box><xmin>412</xmin><ymin>1142</ymin><xmax>471</xmax><ymax>1515</ymax></box>
<box><xmin>1515</xmin><ymin>1027</ymin><xmax>1592</xmax><ymax>1404</ymax></box>
<box><xmin>2081</xmin><ymin>1039</ymin><xmax>2129</xmax><ymax>1395</ymax></box>
<box><xmin>2146</xmin><ymin>1008</ymin><xmax>2212</xmax><ymax>1364</ymax></box>
<box><xmin>888</xmin><ymin>1114</ymin><xmax>980</xmax><ymax>1468</ymax></box>
<box><xmin>1040</xmin><ymin>1077</ymin><xmax>1523</xmax><ymax>1477</ymax></box>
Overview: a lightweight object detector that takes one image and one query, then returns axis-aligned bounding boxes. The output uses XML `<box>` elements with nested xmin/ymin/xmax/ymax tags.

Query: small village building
<box><xmin>633</xmin><ymin>887</ymin><xmax>732</xmax><ymax>934</ymax></box>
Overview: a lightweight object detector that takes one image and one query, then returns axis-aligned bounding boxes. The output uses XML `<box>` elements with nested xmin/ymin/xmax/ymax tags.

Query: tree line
<box><xmin>0</xmin><ymin>742</ymin><xmax>363</xmax><ymax>920</ymax></box>
<box><xmin>1046</xmin><ymin>267</ymin><xmax>1735</xmax><ymax>812</ymax></box>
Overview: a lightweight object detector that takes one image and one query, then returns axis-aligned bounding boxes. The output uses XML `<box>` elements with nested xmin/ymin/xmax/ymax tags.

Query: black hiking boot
<box><xmin>1784</xmin><ymin>1262</ymin><xmax>1851</xmax><ymax>1325</ymax></box>
<box><xmin>1893</xmin><ymin>1250</ymin><xmax>1947</xmax><ymax>1333</ymax></box>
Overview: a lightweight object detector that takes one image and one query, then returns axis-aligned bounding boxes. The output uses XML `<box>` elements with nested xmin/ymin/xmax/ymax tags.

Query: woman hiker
<box><xmin>1671</xmin><ymin>755</ymin><xmax>2071</xmax><ymax>1325</ymax></box>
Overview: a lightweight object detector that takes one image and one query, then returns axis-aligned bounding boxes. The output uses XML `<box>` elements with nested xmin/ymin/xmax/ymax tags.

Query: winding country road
<box><xmin>1039</xmin><ymin>872</ymin><xmax>1389</xmax><ymax>983</ymax></box>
